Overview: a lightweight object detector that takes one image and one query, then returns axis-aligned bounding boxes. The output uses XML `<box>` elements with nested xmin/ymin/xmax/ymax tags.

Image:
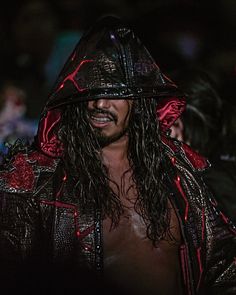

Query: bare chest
<box><xmin>102</xmin><ymin>201</ymin><xmax>183</xmax><ymax>295</ymax></box>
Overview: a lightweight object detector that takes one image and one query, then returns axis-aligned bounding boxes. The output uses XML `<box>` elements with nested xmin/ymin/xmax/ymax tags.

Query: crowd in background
<box><xmin>0</xmin><ymin>0</ymin><xmax>235</xmax><ymax>219</ymax></box>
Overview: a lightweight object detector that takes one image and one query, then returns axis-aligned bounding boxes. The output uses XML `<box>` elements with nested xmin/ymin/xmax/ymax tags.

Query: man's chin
<box><xmin>95</xmin><ymin>130</ymin><xmax>127</xmax><ymax>148</ymax></box>
<box><xmin>97</xmin><ymin>135</ymin><xmax>116</xmax><ymax>148</ymax></box>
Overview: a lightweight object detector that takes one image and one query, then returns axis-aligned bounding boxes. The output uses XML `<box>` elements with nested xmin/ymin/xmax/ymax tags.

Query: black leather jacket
<box><xmin>0</xmin><ymin>137</ymin><xmax>235</xmax><ymax>294</ymax></box>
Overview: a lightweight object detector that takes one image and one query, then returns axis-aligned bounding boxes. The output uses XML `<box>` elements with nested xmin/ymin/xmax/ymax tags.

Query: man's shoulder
<box><xmin>161</xmin><ymin>135</ymin><xmax>210</xmax><ymax>172</ymax></box>
<box><xmin>0</xmin><ymin>146</ymin><xmax>59</xmax><ymax>194</ymax></box>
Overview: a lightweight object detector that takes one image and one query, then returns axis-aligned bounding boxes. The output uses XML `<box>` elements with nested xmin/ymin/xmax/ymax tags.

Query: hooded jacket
<box><xmin>0</xmin><ymin>16</ymin><xmax>235</xmax><ymax>294</ymax></box>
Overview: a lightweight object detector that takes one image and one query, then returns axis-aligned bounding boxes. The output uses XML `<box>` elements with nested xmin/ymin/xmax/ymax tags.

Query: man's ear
<box><xmin>170</xmin><ymin>117</ymin><xmax>184</xmax><ymax>141</ymax></box>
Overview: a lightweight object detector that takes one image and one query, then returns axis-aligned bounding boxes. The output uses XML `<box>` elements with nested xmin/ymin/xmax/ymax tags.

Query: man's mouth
<box><xmin>90</xmin><ymin>114</ymin><xmax>113</xmax><ymax>123</ymax></box>
<box><xmin>88</xmin><ymin>109</ymin><xmax>117</xmax><ymax>127</ymax></box>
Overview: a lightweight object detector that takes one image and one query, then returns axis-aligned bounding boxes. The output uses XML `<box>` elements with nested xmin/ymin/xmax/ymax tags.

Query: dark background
<box><xmin>0</xmin><ymin>0</ymin><xmax>235</xmax><ymax>120</ymax></box>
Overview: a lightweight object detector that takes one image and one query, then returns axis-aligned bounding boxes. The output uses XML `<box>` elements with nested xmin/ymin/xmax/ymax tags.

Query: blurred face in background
<box><xmin>0</xmin><ymin>83</ymin><xmax>26</xmax><ymax>122</ymax></box>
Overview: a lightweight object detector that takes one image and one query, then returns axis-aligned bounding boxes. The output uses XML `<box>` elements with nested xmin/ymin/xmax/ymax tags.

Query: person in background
<box><xmin>2</xmin><ymin>0</ymin><xmax>82</xmax><ymax>120</ymax></box>
<box><xmin>0</xmin><ymin>16</ymin><xmax>235</xmax><ymax>294</ymax></box>
<box><xmin>170</xmin><ymin>68</ymin><xmax>236</xmax><ymax>223</ymax></box>
<box><xmin>0</xmin><ymin>78</ymin><xmax>37</xmax><ymax>158</ymax></box>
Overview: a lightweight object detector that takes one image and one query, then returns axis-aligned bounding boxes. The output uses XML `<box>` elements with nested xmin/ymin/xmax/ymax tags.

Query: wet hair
<box><xmin>59</xmin><ymin>98</ymin><xmax>170</xmax><ymax>245</ymax></box>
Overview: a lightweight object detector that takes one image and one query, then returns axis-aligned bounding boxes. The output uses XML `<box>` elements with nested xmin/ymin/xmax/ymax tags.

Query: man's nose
<box><xmin>93</xmin><ymin>99</ymin><xmax>111</xmax><ymax>109</ymax></box>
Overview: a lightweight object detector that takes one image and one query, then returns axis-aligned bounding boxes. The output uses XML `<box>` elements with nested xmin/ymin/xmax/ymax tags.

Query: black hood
<box><xmin>36</xmin><ymin>16</ymin><xmax>185</xmax><ymax>158</ymax></box>
<box><xmin>45</xmin><ymin>15</ymin><xmax>182</xmax><ymax>111</ymax></box>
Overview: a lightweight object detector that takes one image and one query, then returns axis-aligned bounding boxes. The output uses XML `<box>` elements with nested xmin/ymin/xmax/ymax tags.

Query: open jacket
<box><xmin>0</xmin><ymin>135</ymin><xmax>236</xmax><ymax>294</ymax></box>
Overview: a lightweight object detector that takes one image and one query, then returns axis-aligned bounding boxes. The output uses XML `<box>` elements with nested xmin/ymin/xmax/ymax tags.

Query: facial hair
<box><xmin>93</xmin><ymin>126</ymin><xmax>129</xmax><ymax>147</ymax></box>
<box><xmin>87</xmin><ymin>107</ymin><xmax>128</xmax><ymax>148</ymax></box>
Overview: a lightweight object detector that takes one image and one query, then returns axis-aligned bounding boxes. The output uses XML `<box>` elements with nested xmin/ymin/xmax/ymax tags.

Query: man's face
<box><xmin>87</xmin><ymin>98</ymin><xmax>133</xmax><ymax>147</ymax></box>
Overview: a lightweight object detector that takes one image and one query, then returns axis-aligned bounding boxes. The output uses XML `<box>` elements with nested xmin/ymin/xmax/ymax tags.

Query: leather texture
<box><xmin>0</xmin><ymin>138</ymin><xmax>236</xmax><ymax>294</ymax></box>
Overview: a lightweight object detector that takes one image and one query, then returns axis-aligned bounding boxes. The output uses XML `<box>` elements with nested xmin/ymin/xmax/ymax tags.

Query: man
<box><xmin>0</xmin><ymin>16</ymin><xmax>235</xmax><ymax>294</ymax></box>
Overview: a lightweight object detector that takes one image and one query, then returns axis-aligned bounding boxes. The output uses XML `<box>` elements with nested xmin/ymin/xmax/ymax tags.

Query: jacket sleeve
<box><xmin>204</xmin><ymin>186</ymin><xmax>236</xmax><ymax>294</ymax></box>
<box><xmin>0</xmin><ymin>191</ymin><xmax>43</xmax><ymax>288</ymax></box>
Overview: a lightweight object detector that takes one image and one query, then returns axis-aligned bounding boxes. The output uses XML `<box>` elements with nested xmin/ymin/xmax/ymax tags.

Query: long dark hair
<box><xmin>59</xmin><ymin>98</ymin><xmax>170</xmax><ymax>245</ymax></box>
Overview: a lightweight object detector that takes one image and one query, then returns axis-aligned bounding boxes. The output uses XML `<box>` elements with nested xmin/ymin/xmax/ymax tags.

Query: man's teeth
<box><xmin>92</xmin><ymin>116</ymin><xmax>111</xmax><ymax>122</ymax></box>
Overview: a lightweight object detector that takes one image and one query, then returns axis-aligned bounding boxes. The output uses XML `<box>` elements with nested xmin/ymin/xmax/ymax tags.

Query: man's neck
<box><xmin>101</xmin><ymin>135</ymin><xmax>129</xmax><ymax>168</ymax></box>
<box><xmin>101</xmin><ymin>135</ymin><xmax>134</xmax><ymax>203</ymax></box>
